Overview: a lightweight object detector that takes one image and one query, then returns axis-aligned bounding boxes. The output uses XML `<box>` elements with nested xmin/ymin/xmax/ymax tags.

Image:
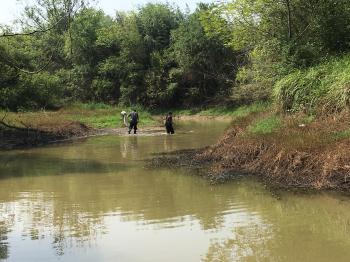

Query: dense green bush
<box><xmin>2</xmin><ymin>0</ymin><xmax>350</xmax><ymax>112</ymax></box>
<box><xmin>274</xmin><ymin>56</ymin><xmax>350</xmax><ymax>114</ymax></box>
<box><xmin>201</xmin><ymin>0</ymin><xmax>350</xmax><ymax>111</ymax></box>
<box><xmin>0</xmin><ymin>71</ymin><xmax>62</xmax><ymax>110</ymax></box>
<box><xmin>0</xmin><ymin>2</ymin><xmax>239</xmax><ymax>110</ymax></box>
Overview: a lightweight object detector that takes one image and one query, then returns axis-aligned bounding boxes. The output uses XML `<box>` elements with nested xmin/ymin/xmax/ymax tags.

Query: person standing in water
<box><xmin>128</xmin><ymin>109</ymin><xmax>139</xmax><ymax>134</ymax></box>
<box><xmin>165</xmin><ymin>112</ymin><xmax>174</xmax><ymax>134</ymax></box>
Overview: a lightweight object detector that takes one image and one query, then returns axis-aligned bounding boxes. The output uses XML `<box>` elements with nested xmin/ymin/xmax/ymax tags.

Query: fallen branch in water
<box><xmin>0</xmin><ymin>118</ymin><xmax>47</xmax><ymax>134</ymax></box>
<box><xmin>1</xmin><ymin>112</ymin><xmax>8</xmax><ymax>122</ymax></box>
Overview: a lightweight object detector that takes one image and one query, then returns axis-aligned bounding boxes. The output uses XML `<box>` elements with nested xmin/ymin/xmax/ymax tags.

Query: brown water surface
<box><xmin>0</xmin><ymin>120</ymin><xmax>350</xmax><ymax>261</ymax></box>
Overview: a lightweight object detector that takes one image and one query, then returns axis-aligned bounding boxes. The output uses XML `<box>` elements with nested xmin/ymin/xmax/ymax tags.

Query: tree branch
<box><xmin>0</xmin><ymin>118</ymin><xmax>46</xmax><ymax>133</ymax></box>
<box><xmin>0</xmin><ymin>15</ymin><xmax>67</xmax><ymax>37</ymax></box>
<box><xmin>0</xmin><ymin>52</ymin><xmax>53</xmax><ymax>74</ymax></box>
<box><xmin>284</xmin><ymin>0</ymin><xmax>293</xmax><ymax>39</ymax></box>
<box><xmin>1</xmin><ymin>112</ymin><xmax>8</xmax><ymax>122</ymax></box>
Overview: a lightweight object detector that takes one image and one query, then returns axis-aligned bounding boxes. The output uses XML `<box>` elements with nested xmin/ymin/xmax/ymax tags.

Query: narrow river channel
<box><xmin>0</xmin><ymin>120</ymin><xmax>350</xmax><ymax>261</ymax></box>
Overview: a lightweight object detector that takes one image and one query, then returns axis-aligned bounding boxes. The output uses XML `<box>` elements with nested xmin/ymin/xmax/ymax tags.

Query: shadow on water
<box><xmin>0</xmin><ymin>154</ymin><xmax>129</xmax><ymax>179</ymax></box>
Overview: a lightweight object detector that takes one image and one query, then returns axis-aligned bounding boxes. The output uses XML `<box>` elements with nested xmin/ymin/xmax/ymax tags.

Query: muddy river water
<box><xmin>0</xmin><ymin>120</ymin><xmax>350</xmax><ymax>261</ymax></box>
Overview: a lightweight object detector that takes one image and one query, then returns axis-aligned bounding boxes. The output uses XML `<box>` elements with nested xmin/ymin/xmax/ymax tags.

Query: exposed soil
<box><xmin>173</xmin><ymin>115</ymin><xmax>233</xmax><ymax>121</ymax></box>
<box><xmin>0</xmin><ymin>112</ymin><xmax>231</xmax><ymax>150</ymax></box>
<box><xmin>149</xmin><ymin>112</ymin><xmax>350</xmax><ymax>191</ymax></box>
<box><xmin>0</xmin><ymin>121</ymin><xmax>166</xmax><ymax>150</ymax></box>
<box><xmin>4</xmin><ymin>111</ymin><xmax>350</xmax><ymax>192</ymax></box>
<box><xmin>0</xmin><ymin>121</ymin><xmax>93</xmax><ymax>150</ymax></box>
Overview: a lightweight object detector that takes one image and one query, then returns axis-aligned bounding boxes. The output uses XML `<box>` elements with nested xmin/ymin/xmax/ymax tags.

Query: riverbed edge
<box><xmin>149</xmin><ymin>111</ymin><xmax>350</xmax><ymax>192</ymax></box>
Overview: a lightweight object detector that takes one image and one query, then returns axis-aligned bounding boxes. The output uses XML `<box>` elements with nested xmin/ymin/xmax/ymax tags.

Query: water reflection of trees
<box><xmin>0</xmin><ymin>154</ymin><xmax>129</xmax><ymax>179</ymax></box>
<box><xmin>0</xmin><ymin>192</ymin><xmax>108</xmax><ymax>257</ymax></box>
<box><xmin>203</xmin><ymin>224</ymin><xmax>273</xmax><ymax>262</ymax></box>
<box><xmin>0</xmin><ymin>121</ymin><xmax>236</xmax><ymax>259</ymax></box>
<box><xmin>0</xmin><ymin>167</ymin><xmax>251</xmax><ymax>257</ymax></box>
<box><xmin>2</xmin><ymin>143</ymin><xmax>350</xmax><ymax>260</ymax></box>
<box><xmin>0</xmin><ymin>217</ymin><xmax>14</xmax><ymax>260</ymax></box>
<box><xmin>202</xmin><ymin>185</ymin><xmax>350</xmax><ymax>261</ymax></box>
<box><xmin>0</xmin><ymin>227</ymin><xmax>8</xmax><ymax>260</ymax></box>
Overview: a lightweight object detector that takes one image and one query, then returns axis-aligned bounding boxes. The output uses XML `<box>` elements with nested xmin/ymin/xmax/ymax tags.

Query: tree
<box><xmin>171</xmin><ymin>7</ymin><xmax>236</xmax><ymax>105</ymax></box>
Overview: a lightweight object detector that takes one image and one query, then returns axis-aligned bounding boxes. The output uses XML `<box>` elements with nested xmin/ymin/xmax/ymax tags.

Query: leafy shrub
<box><xmin>274</xmin><ymin>56</ymin><xmax>350</xmax><ymax>114</ymax></box>
<box><xmin>0</xmin><ymin>72</ymin><xmax>62</xmax><ymax>111</ymax></box>
<box><xmin>231</xmin><ymin>83</ymin><xmax>272</xmax><ymax>105</ymax></box>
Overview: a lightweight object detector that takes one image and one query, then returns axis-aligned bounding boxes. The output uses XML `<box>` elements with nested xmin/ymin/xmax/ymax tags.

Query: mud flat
<box><xmin>0</xmin><ymin>122</ymin><xmax>167</xmax><ymax>150</ymax></box>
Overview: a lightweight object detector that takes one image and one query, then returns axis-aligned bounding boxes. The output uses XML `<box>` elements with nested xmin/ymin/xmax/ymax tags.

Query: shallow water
<box><xmin>0</xmin><ymin>120</ymin><xmax>350</xmax><ymax>262</ymax></box>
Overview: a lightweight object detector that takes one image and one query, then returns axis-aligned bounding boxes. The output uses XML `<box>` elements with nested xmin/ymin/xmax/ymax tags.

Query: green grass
<box><xmin>274</xmin><ymin>55</ymin><xmax>350</xmax><ymax>114</ymax></box>
<box><xmin>301</xmin><ymin>114</ymin><xmax>316</xmax><ymax>124</ymax></box>
<box><xmin>70</xmin><ymin>102</ymin><xmax>114</xmax><ymax>110</ymax></box>
<box><xmin>72</xmin><ymin>114</ymin><xmax>157</xmax><ymax>128</ymax></box>
<box><xmin>332</xmin><ymin>129</ymin><xmax>350</xmax><ymax>141</ymax></box>
<box><xmin>66</xmin><ymin>103</ymin><xmax>158</xmax><ymax>128</ymax></box>
<box><xmin>222</xmin><ymin>102</ymin><xmax>270</xmax><ymax>118</ymax></box>
<box><xmin>153</xmin><ymin>102</ymin><xmax>270</xmax><ymax>118</ymax></box>
<box><xmin>151</xmin><ymin>108</ymin><xmax>199</xmax><ymax>116</ymax></box>
<box><xmin>71</xmin><ymin>114</ymin><xmax>120</xmax><ymax>128</ymax></box>
<box><xmin>0</xmin><ymin>103</ymin><xmax>158</xmax><ymax>129</ymax></box>
<box><xmin>53</xmin><ymin>101</ymin><xmax>272</xmax><ymax>129</ymax></box>
<box><xmin>68</xmin><ymin>102</ymin><xmax>271</xmax><ymax>128</ymax></box>
<box><xmin>1</xmin><ymin>102</ymin><xmax>269</xmax><ymax>130</ymax></box>
<box><xmin>248</xmin><ymin>114</ymin><xmax>282</xmax><ymax>135</ymax></box>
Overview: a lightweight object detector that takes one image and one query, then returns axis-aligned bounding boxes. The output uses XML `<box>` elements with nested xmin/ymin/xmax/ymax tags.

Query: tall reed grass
<box><xmin>274</xmin><ymin>56</ymin><xmax>350</xmax><ymax>114</ymax></box>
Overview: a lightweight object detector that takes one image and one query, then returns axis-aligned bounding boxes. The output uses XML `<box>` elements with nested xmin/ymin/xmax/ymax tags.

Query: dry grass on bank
<box><xmin>0</xmin><ymin>103</ymin><xmax>158</xmax><ymax>133</ymax></box>
<box><xmin>1</xmin><ymin>110</ymin><xmax>75</xmax><ymax>132</ymax></box>
<box><xmin>194</xmin><ymin>111</ymin><xmax>350</xmax><ymax>190</ymax></box>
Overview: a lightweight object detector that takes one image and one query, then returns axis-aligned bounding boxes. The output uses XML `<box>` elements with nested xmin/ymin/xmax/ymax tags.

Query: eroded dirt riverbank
<box><xmin>0</xmin><ymin>122</ymin><xmax>167</xmax><ymax>150</ymax></box>
<box><xmin>2</xmin><ymin>121</ymin><xmax>350</xmax><ymax>261</ymax></box>
<box><xmin>150</xmin><ymin>112</ymin><xmax>350</xmax><ymax>191</ymax></box>
<box><xmin>3</xmin><ymin>110</ymin><xmax>350</xmax><ymax>192</ymax></box>
<box><xmin>0</xmin><ymin>114</ymin><xmax>232</xmax><ymax>150</ymax></box>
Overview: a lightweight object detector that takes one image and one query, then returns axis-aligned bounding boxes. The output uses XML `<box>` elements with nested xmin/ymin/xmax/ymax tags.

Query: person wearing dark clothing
<box><xmin>165</xmin><ymin>112</ymin><xmax>174</xmax><ymax>134</ymax></box>
<box><xmin>128</xmin><ymin>110</ymin><xmax>139</xmax><ymax>134</ymax></box>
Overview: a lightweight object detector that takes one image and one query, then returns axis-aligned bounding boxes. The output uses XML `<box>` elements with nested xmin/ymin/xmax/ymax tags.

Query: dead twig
<box><xmin>1</xmin><ymin>112</ymin><xmax>8</xmax><ymax>122</ymax></box>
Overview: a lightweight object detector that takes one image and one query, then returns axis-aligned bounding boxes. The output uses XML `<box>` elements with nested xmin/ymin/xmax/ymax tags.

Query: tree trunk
<box><xmin>285</xmin><ymin>0</ymin><xmax>292</xmax><ymax>39</ymax></box>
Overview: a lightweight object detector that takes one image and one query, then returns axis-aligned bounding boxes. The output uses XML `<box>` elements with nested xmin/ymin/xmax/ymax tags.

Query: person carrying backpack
<box><xmin>128</xmin><ymin>109</ymin><xmax>139</xmax><ymax>134</ymax></box>
<box><xmin>165</xmin><ymin>112</ymin><xmax>174</xmax><ymax>134</ymax></box>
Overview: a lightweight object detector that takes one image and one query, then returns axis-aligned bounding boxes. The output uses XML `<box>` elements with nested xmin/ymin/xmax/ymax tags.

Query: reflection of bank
<box><xmin>0</xmin><ymin>219</ymin><xmax>11</xmax><ymax>260</ymax></box>
<box><xmin>163</xmin><ymin>135</ymin><xmax>174</xmax><ymax>152</ymax></box>
<box><xmin>0</xmin><ymin>235</ymin><xmax>8</xmax><ymax>260</ymax></box>
<box><xmin>120</xmin><ymin>136</ymin><xmax>139</xmax><ymax>159</ymax></box>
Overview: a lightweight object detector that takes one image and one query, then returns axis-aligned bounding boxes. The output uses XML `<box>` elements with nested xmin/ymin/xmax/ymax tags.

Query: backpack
<box><xmin>131</xmin><ymin>112</ymin><xmax>138</xmax><ymax>122</ymax></box>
